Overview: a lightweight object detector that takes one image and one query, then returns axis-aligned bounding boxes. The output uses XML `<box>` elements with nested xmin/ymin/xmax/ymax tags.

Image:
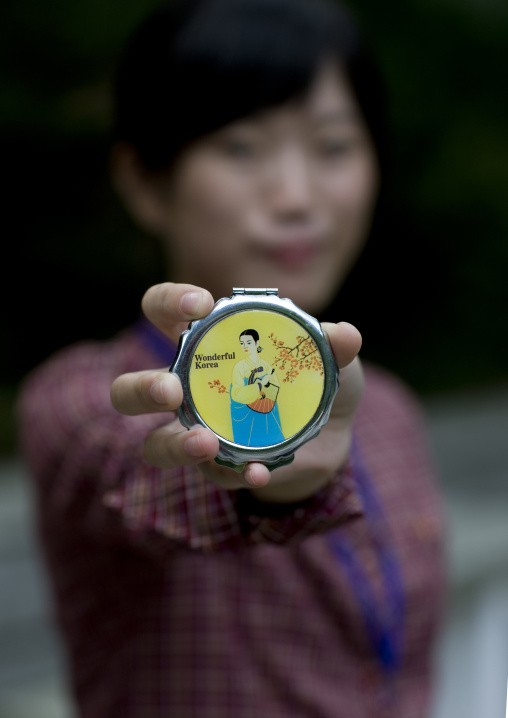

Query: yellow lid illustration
<box><xmin>170</xmin><ymin>289</ymin><xmax>338</xmax><ymax>471</ymax></box>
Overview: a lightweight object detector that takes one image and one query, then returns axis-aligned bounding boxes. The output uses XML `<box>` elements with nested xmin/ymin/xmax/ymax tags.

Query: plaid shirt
<box><xmin>18</xmin><ymin>322</ymin><xmax>445</xmax><ymax>718</ymax></box>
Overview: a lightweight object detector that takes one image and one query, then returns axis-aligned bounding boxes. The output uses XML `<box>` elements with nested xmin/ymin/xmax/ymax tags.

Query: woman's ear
<box><xmin>110</xmin><ymin>142</ymin><xmax>169</xmax><ymax>235</ymax></box>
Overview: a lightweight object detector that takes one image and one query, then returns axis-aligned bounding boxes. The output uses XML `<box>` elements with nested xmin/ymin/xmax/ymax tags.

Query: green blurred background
<box><xmin>1</xmin><ymin>0</ymin><xmax>507</xmax><ymax>454</ymax></box>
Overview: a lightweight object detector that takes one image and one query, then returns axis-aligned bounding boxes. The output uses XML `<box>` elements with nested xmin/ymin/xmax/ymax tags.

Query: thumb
<box><xmin>321</xmin><ymin>322</ymin><xmax>364</xmax><ymax>422</ymax></box>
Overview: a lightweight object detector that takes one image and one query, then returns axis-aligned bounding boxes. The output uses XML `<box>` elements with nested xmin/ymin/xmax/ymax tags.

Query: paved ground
<box><xmin>0</xmin><ymin>460</ymin><xmax>75</xmax><ymax>718</ymax></box>
<box><xmin>1</xmin><ymin>386</ymin><xmax>508</xmax><ymax>717</ymax></box>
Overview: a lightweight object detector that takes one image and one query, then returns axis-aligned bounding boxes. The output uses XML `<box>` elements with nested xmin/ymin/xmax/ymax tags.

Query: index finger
<box><xmin>142</xmin><ymin>283</ymin><xmax>215</xmax><ymax>344</ymax></box>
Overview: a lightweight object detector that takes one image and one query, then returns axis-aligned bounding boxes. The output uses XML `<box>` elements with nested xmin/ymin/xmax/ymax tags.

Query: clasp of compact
<box><xmin>170</xmin><ymin>288</ymin><xmax>339</xmax><ymax>471</ymax></box>
<box><xmin>232</xmin><ymin>287</ymin><xmax>278</xmax><ymax>296</ymax></box>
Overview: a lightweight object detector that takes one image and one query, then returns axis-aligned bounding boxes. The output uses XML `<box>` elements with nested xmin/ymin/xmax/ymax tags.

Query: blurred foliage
<box><xmin>351</xmin><ymin>0</ymin><xmax>508</xmax><ymax>391</ymax></box>
<box><xmin>2</xmin><ymin>0</ymin><xmax>508</xmax><ymax>452</ymax></box>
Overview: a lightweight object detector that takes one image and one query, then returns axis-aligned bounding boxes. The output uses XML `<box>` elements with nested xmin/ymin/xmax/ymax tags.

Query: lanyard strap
<box><xmin>327</xmin><ymin>438</ymin><xmax>405</xmax><ymax>673</ymax></box>
<box><xmin>135</xmin><ymin>318</ymin><xmax>177</xmax><ymax>365</ymax></box>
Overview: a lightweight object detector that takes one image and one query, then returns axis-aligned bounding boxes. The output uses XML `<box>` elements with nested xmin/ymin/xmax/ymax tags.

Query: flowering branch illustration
<box><xmin>208</xmin><ymin>379</ymin><xmax>228</xmax><ymax>394</ymax></box>
<box><xmin>268</xmin><ymin>333</ymin><xmax>323</xmax><ymax>383</ymax></box>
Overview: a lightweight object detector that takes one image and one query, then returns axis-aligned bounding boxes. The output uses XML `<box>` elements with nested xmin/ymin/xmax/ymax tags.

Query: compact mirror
<box><xmin>170</xmin><ymin>288</ymin><xmax>339</xmax><ymax>471</ymax></box>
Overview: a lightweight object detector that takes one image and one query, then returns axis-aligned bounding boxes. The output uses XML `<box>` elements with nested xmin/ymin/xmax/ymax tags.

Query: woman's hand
<box><xmin>251</xmin><ymin>322</ymin><xmax>363</xmax><ymax>502</ymax></box>
<box><xmin>111</xmin><ymin>282</ymin><xmax>364</xmax><ymax>501</ymax></box>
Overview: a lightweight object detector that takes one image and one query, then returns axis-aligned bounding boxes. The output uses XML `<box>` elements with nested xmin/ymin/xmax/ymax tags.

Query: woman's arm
<box><xmin>230</xmin><ymin>363</ymin><xmax>262</xmax><ymax>404</ymax></box>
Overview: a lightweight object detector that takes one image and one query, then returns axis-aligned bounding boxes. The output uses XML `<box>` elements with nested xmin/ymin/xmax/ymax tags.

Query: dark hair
<box><xmin>114</xmin><ymin>0</ymin><xmax>387</xmax><ymax>171</ymax></box>
<box><xmin>239</xmin><ymin>329</ymin><xmax>259</xmax><ymax>342</ymax></box>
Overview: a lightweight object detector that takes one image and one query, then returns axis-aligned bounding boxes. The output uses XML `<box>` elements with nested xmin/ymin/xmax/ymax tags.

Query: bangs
<box><xmin>115</xmin><ymin>0</ymin><xmax>369</xmax><ymax>169</ymax></box>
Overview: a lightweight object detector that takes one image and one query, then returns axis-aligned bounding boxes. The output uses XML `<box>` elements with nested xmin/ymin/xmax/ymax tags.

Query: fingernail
<box><xmin>180</xmin><ymin>292</ymin><xmax>202</xmax><ymax>318</ymax></box>
<box><xmin>244</xmin><ymin>465</ymin><xmax>269</xmax><ymax>488</ymax></box>
<box><xmin>149</xmin><ymin>378</ymin><xmax>171</xmax><ymax>405</ymax></box>
<box><xmin>184</xmin><ymin>434</ymin><xmax>208</xmax><ymax>458</ymax></box>
<box><xmin>244</xmin><ymin>467</ymin><xmax>258</xmax><ymax>487</ymax></box>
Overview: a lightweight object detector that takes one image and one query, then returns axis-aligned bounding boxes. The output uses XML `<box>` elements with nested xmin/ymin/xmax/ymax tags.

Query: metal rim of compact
<box><xmin>170</xmin><ymin>288</ymin><xmax>339</xmax><ymax>472</ymax></box>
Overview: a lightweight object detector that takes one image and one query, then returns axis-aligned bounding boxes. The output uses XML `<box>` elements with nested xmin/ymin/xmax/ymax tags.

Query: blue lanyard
<box><xmin>135</xmin><ymin>318</ymin><xmax>177</xmax><ymax>365</ymax></box>
<box><xmin>326</xmin><ymin>438</ymin><xmax>405</xmax><ymax>674</ymax></box>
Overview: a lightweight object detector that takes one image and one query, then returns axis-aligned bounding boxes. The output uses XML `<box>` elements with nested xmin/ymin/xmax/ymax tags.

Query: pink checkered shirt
<box><xmin>18</xmin><ymin>322</ymin><xmax>445</xmax><ymax>718</ymax></box>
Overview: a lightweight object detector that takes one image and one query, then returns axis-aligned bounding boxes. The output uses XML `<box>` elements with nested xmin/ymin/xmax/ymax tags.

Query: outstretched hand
<box><xmin>111</xmin><ymin>283</ymin><xmax>364</xmax><ymax>503</ymax></box>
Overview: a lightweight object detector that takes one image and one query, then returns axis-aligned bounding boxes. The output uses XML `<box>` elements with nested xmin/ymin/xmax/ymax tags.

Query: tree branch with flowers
<box><xmin>208</xmin><ymin>379</ymin><xmax>228</xmax><ymax>394</ymax></box>
<box><xmin>268</xmin><ymin>333</ymin><xmax>323</xmax><ymax>384</ymax></box>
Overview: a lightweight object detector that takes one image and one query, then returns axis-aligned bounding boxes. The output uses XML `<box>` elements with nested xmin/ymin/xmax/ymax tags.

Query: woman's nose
<box><xmin>265</xmin><ymin>149</ymin><xmax>314</xmax><ymax>217</ymax></box>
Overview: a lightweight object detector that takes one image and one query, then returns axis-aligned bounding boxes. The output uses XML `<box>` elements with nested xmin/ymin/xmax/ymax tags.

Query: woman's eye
<box><xmin>221</xmin><ymin>139</ymin><xmax>259</xmax><ymax>160</ymax></box>
<box><xmin>317</xmin><ymin>139</ymin><xmax>353</xmax><ymax>159</ymax></box>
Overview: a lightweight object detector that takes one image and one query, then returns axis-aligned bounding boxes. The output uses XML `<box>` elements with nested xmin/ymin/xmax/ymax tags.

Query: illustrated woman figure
<box><xmin>230</xmin><ymin>330</ymin><xmax>285</xmax><ymax>446</ymax></box>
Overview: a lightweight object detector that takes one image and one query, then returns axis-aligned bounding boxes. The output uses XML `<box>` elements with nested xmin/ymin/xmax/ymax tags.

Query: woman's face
<box><xmin>239</xmin><ymin>334</ymin><xmax>258</xmax><ymax>359</ymax></box>
<box><xmin>148</xmin><ymin>61</ymin><xmax>379</xmax><ymax>314</ymax></box>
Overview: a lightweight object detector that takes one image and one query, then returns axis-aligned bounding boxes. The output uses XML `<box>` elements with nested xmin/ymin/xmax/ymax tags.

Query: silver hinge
<box><xmin>232</xmin><ymin>288</ymin><xmax>279</xmax><ymax>296</ymax></box>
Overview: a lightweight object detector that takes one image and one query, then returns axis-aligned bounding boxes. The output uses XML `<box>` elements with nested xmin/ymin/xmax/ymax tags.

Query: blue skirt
<box><xmin>230</xmin><ymin>385</ymin><xmax>285</xmax><ymax>447</ymax></box>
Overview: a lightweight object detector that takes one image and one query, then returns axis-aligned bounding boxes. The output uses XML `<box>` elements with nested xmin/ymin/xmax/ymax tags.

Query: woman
<box><xmin>230</xmin><ymin>329</ymin><xmax>284</xmax><ymax>446</ymax></box>
<box><xmin>18</xmin><ymin>1</ymin><xmax>445</xmax><ymax>716</ymax></box>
